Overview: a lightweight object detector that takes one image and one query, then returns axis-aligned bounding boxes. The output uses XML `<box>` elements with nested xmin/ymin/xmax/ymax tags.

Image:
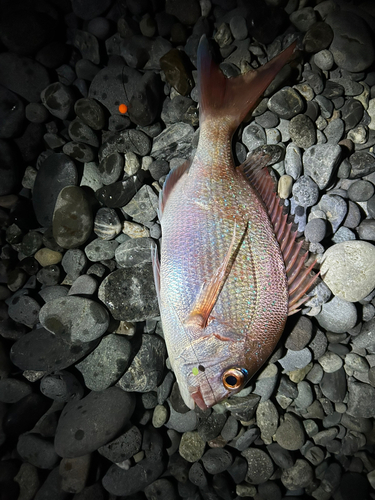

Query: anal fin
<box><xmin>239</xmin><ymin>149</ymin><xmax>319</xmax><ymax>316</ymax></box>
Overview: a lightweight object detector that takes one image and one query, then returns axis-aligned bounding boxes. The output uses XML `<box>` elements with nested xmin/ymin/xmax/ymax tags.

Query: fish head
<box><xmin>171</xmin><ymin>321</ymin><xmax>252</xmax><ymax>410</ymax></box>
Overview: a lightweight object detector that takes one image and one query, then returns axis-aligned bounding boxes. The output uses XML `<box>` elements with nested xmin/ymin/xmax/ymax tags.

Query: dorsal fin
<box><xmin>239</xmin><ymin>150</ymin><xmax>319</xmax><ymax>315</ymax></box>
<box><xmin>159</xmin><ymin>159</ymin><xmax>191</xmax><ymax>219</ymax></box>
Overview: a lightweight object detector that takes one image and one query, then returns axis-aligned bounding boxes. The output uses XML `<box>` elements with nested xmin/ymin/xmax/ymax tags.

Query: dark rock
<box><xmin>34</xmin><ymin>467</ymin><xmax>69</xmax><ymax>500</ymax></box>
<box><xmin>358</xmin><ymin>219</ymin><xmax>375</xmax><ymax>241</ymax></box>
<box><xmin>74</xmin><ymin>98</ymin><xmax>106</xmax><ymax>131</ymax></box>
<box><xmin>320</xmin><ymin>367</ymin><xmax>347</xmax><ymax>403</ymax></box>
<box><xmin>71</xmin><ymin>0</ymin><xmax>111</xmax><ymax>20</ymax></box>
<box><xmin>202</xmin><ymin>448</ymin><xmax>233</xmax><ymax>475</ymax></box>
<box><xmin>98</xmin><ymin>152</ymin><xmax>124</xmax><ymax>185</ymax></box>
<box><xmin>39</xmin><ymin>296</ymin><xmax>109</xmax><ymax>344</ymax></box>
<box><xmin>303</xmin><ymin>21</ymin><xmax>333</xmax><ymax>53</ymax></box>
<box><xmin>98</xmin><ymin>264</ymin><xmax>159</xmax><ymax>321</ymax></box>
<box><xmin>160</xmin><ymin>49</ymin><xmax>194</xmax><ymax>96</ymax></box>
<box><xmin>117</xmin><ymin>334</ymin><xmax>166</xmax><ymax>392</ymax></box>
<box><xmin>121</xmin><ymin>185</ymin><xmax>158</xmax><ymax>224</ymax></box>
<box><xmin>275</xmin><ymin>413</ymin><xmax>305</xmax><ymax>451</ymax></box>
<box><xmin>94</xmin><ymin>207</ymin><xmax>122</xmax><ymax>240</ymax></box>
<box><xmin>347</xmin><ymin>380</ymin><xmax>375</xmax><ymax>418</ymax></box>
<box><xmin>98</xmin><ymin>425</ymin><xmax>142</xmax><ymax>462</ymax></box>
<box><xmin>304</xmin><ymin>218</ymin><xmax>327</xmax><ymax>243</ymax></box>
<box><xmin>292</xmin><ymin>175</ymin><xmax>319</xmax><ymax>207</ymax></box>
<box><xmin>4</xmin><ymin>393</ymin><xmax>51</xmax><ymax>439</ymax></box>
<box><xmin>85</xmin><ymin>239</ymin><xmax>119</xmax><ymax>262</ymax></box>
<box><xmin>40</xmin><ymin>371</ymin><xmax>83</xmax><ymax>402</ymax></box>
<box><xmin>54</xmin><ymin>387</ymin><xmax>135</xmax><ymax>458</ymax></box>
<box><xmin>33</xmin><ymin>153</ymin><xmax>78</xmax><ymax>228</ymax></box>
<box><xmin>7</xmin><ymin>294</ymin><xmax>40</xmax><ymax>327</ymax></box>
<box><xmin>267</xmin><ymin>86</ymin><xmax>305</xmax><ymax>119</ymax></box>
<box><xmin>52</xmin><ymin>186</ymin><xmax>93</xmax><ymax>249</ymax></box>
<box><xmin>0</xmin><ymin>139</ymin><xmax>22</xmax><ymax>196</ymax></box>
<box><xmin>115</xmin><ymin>238</ymin><xmax>155</xmax><ymax>267</ymax></box>
<box><xmin>0</xmin><ymin>378</ymin><xmax>32</xmax><ymax>404</ymax></box>
<box><xmin>128</xmin><ymin>71</ymin><xmax>163</xmax><ymax>126</ymax></box>
<box><xmin>10</xmin><ymin>328</ymin><xmax>99</xmax><ymax>372</ymax></box>
<box><xmin>41</xmin><ymin>83</ymin><xmax>75</xmax><ymax>120</ymax></box>
<box><xmin>241</xmin><ymin>448</ymin><xmax>274</xmax><ymax>485</ymax></box>
<box><xmin>289</xmin><ymin>114</ymin><xmax>316</xmax><ymax>149</ymax></box>
<box><xmin>285</xmin><ymin>316</ymin><xmax>313</xmax><ymax>350</ymax></box>
<box><xmin>0</xmin><ymin>85</ymin><xmax>24</xmax><ymax>139</ymax></box>
<box><xmin>341</xmin><ymin>99</ymin><xmax>364</xmax><ymax>131</ymax></box>
<box><xmin>0</xmin><ymin>52</ymin><xmax>50</xmax><ymax>102</ymax></box>
<box><xmin>17</xmin><ymin>433</ymin><xmax>59</xmax><ymax>469</ymax></box>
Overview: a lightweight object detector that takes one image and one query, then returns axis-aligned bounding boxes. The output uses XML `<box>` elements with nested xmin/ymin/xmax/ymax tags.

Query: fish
<box><xmin>152</xmin><ymin>35</ymin><xmax>318</xmax><ymax>410</ymax></box>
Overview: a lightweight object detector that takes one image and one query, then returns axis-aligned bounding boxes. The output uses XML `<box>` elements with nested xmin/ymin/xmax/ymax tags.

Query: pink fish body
<box><xmin>153</xmin><ymin>36</ymin><xmax>317</xmax><ymax>410</ymax></box>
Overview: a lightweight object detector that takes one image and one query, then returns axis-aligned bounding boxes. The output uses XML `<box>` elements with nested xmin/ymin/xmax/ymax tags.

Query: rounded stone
<box><xmin>316</xmin><ymin>296</ymin><xmax>357</xmax><ymax>333</ymax></box>
<box><xmin>275</xmin><ymin>413</ymin><xmax>305</xmax><ymax>451</ymax></box>
<box><xmin>241</xmin><ymin>448</ymin><xmax>274</xmax><ymax>485</ymax></box>
<box><xmin>179</xmin><ymin>431</ymin><xmax>206</xmax><ymax>463</ymax></box>
<box><xmin>39</xmin><ymin>296</ymin><xmax>109</xmax><ymax>344</ymax></box>
<box><xmin>267</xmin><ymin>86</ymin><xmax>305</xmax><ymax>119</ymax></box>
<box><xmin>320</xmin><ymin>241</ymin><xmax>375</xmax><ymax>302</ymax></box>
<box><xmin>52</xmin><ymin>186</ymin><xmax>93</xmax><ymax>249</ymax></box>
<box><xmin>348</xmin><ymin>180</ymin><xmax>374</xmax><ymax>202</ymax></box>
<box><xmin>54</xmin><ymin>387</ymin><xmax>135</xmax><ymax>458</ymax></box>
<box><xmin>304</xmin><ymin>218</ymin><xmax>327</xmax><ymax>243</ymax></box>
<box><xmin>292</xmin><ymin>175</ymin><xmax>319</xmax><ymax>207</ymax></box>
<box><xmin>281</xmin><ymin>459</ymin><xmax>314</xmax><ymax>489</ymax></box>
<box><xmin>289</xmin><ymin>114</ymin><xmax>316</xmax><ymax>148</ymax></box>
<box><xmin>34</xmin><ymin>248</ymin><xmax>62</xmax><ymax>266</ymax></box>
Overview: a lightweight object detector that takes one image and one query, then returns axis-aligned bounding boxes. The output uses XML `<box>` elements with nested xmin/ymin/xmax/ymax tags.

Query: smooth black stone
<box><xmin>55</xmin><ymin>387</ymin><xmax>135</xmax><ymax>458</ymax></box>
<box><xmin>349</xmin><ymin>152</ymin><xmax>375</xmax><ymax>179</ymax></box>
<box><xmin>339</xmin><ymin>472</ymin><xmax>370</xmax><ymax>500</ymax></box>
<box><xmin>68</xmin><ymin>119</ymin><xmax>99</xmax><ymax>147</ymax></box>
<box><xmin>14</xmin><ymin>122</ymin><xmax>44</xmax><ymax>163</ymax></box>
<box><xmin>99</xmin><ymin>129</ymin><xmax>151</xmax><ymax>160</ymax></box>
<box><xmin>341</xmin><ymin>99</ymin><xmax>364</xmax><ymax>131</ymax></box>
<box><xmin>62</xmin><ymin>141</ymin><xmax>95</xmax><ymax>162</ymax></box>
<box><xmin>98</xmin><ymin>152</ymin><xmax>124</xmax><ymax>185</ymax></box>
<box><xmin>0</xmin><ymin>139</ymin><xmax>22</xmax><ymax>196</ymax></box>
<box><xmin>34</xmin><ymin>466</ymin><xmax>69</xmax><ymax>500</ymax></box>
<box><xmin>128</xmin><ymin>71</ymin><xmax>163</xmax><ymax>126</ymax></box>
<box><xmin>0</xmin><ymin>85</ymin><xmax>24</xmax><ymax>139</ymax></box>
<box><xmin>10</xmin><ymin>328</ymin><xmax>99</xmax><ymax>372</ymax></box>
<box><xmin>74</xmin><ymin>98</ymin><xmax>106</xmax><ymax>130</ymax></box>
<box><xmin>4</xmin><ymin>393</ymin><xmax>51</xmax><ymax>439</ymax></box>
<box><xmin>96</xmin><ymin>171</ymin><xmax>146</xmax><ymax>208</ymax></box>
<box><xmin>17</xmin><ymin>433</ymin><xmax>59</xmax><ymax>469</ymax></box>
<box><xmin>40</xmin><ymin>371</ymin><xmax>84</xmax><ymax>402</ymax></box>
<box><xmin>0</xmin><ymin>378</ymin><xmax>32</xmax><ymax>404</ymax></box>
<box><xmin>98</xmin><ymin>425</ymin><xmax>142</xmax><ymax>462</ymax></box>
<box><xmin>41</xmin><ymin>82</ymin><xmax>76</xmax><ymax>120</ymax></box>
<box><xmin>32</xmin><ymin>153</ymin><xmax>78</xmax><ymax>227</ymax></box>
<box><xmin>320</xmin><ymin>367</ymin><xmax>347</xmax><ymax>403</ymax></box>
<box><xmin>198</xmin><ymin>412</ymin><xmax>227</xmax><ymax>441</ymax></box>
<box><xmin>0</xmin><ymin>52</ymin><xmax>50</xmax><ymax>102</ymax></box>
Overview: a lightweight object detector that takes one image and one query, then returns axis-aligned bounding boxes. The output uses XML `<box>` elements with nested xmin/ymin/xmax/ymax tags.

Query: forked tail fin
<box><xmin>197</xmin><ymin>35</ymin><xmax>297</xmax><ymax>132</ymax></box>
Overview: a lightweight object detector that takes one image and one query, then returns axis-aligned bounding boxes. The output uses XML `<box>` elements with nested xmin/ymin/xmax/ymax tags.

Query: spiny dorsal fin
<box><xmin>239</xmin><ymin>150</ymin><xmax>319</xmax><ymax>315</ymax></box>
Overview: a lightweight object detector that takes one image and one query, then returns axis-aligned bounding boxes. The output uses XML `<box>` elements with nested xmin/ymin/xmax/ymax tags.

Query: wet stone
<box><xmin>253</xmin><ymin>363</ymin><xmax>279</xmax><ymax>402</ymax></box>
<box><xmin>40</xmin><ymin>371</ymin><xmax>83</xmax><ymax>402</ymax></box>
<box><xmin>98</xmin><ymin>265</ymin><xmax>159</xmax><ymax>322</ymax></box>
<box><xmin>74</xmin><ymin>98</ymin><xmax>106</xmax><ymax>131</ymax></box>
<box><xmin>347</xmin><ymin>380</ymin><xmax>375</xmax><ymax>418</ymax></box>
<box><xmin>96</xmin><ymin>172</ymin><xmax>145</xmax><ymax>209</ymax></box>
<box><xmin>68</xmin><ymin>119</ymin><xmax>99</xmax><ymax>148</ymax></box>
<box><xmin>189</xmin><ymin>461</ymin><xmax>208</xmax><ymax>488</ymax></box>
<box><xmin>165</xmin><ymin>404</ymin><xmax>198</xmax><ymax>433</ymax></box>
<box><xmin>93</xmin><ymin>208</ymin><xmax>122</xmax><ymax>241</ymax></box>
<box><xmin>241</xmin><ymin>448</ymin><xmax>274</xmax><ymax>485</ymax></box>
<box><xmin>54</xmin><ymin>387</ymin><xmax>135</xmax><ymax>458</ymax></box>
<box><xmin>8</xmin><ymin>295</ymin><xmax>40</xmax><ymax>327</ymax></box>
<box><xmin>349</xmin><ymin>152</ymin><xmax>375</xmax><ymax>179</ymax></box>
<box><xmin>62</xmin><ymin>141</ymin><xmax>95</xmax><ymax>163</ymax></box>
<box><xmin>98</xmin><ymin>425</ymin><xmax>142</xmax><ymax>463</ymax></box>
<box><xmin>17</xmin><ymin>434</ymin><xmax>59</xmax><ymax>469</ymax></box>
<box><xmin>41</xmin><ymin>82</ymin><xmax>75</xmax><ymax>120</ymax></box>
<box><xmin>52</xmin><ymin>186</ymin><xmax>93</xmax><ymax>250</ymax></box>
<box><xmin>117</xmin><ymin>334</ymin><xmax>166</xmax><ymax>392</ymax></box>
<box><xmin>115</xmin><ymin>238</ymin><xmax>154</xmax><ymax>267</ymax></box>
<box><xmin>275</xmin><ymin>413</ymin><xmax>305</xmax><ymax>451</ymax></box>
<box><xmin>85</xmin><ymin>239</ymin><xmax>119</xmax><ymax>262</ymax></box>
<box><xmin>36</xmin><ymin>265</ymin><xmax>60</xmax><ymax>287</ymax></box>
<box><xmin>281</xmin><ymin>459</ymin><xmax>314</xmax><ymax>489</ymax></box>
<box><xmin>304</xmin><ymin>218</ymin><xmax>327</xmax><ymax>243</ymax></box>
<box><xmin>10</xmin><ymin>328</ymin><xmax>97</xmax><ymax>375</ymax></box>
<box><xmin>39</xmin><ymin>296</ymin><xmax>109</xmax><ymax>344</ymax></box>
<box><xmin>179</xmin><ymin>431</ymin><xmax>205</xmax><ymax>463</ymax></box>
<box><xmin>343</xmin><ymin>200</ymin><xmax>362</xmax><ymax>229</ymax></box>
<box><xmin>316</xmin><ymin>296</ymin><xmax>357</xmax><ymax>333</ymax></box>
<box><xmin>33</xmin><ymin>153</ymin><xmax>78</xmax><ymax>228</ymax></box>
<box><xmin>320</xmin><ymin>241</ymin><xmax>375</xmax><ymax>302</ymax></box>
<box><xmin>151</xmin><ymin>122</ymin><xmax>194</xmax><ymax>161</ymax></box>
<box><xmin>160</xmin><ymin>49</ymin><xmax>194</xmax><ymax>96</ymax></box>
<box><xmin>98</xmin><ymin>152</ymin><xmax>124</xmax><ymax>185</ymax></box>
<box><xmin>201</xmin><ymin>448</ymin><xmax>233</xmax><ymax>475</ymax></box>
<box><xmin>267</xmin><ymin>86</ymin><xmax>305</xmax><ymax>119</ymax></box>
<box><xmin>320</xmin><ymin>367</ymin><xmax>347</xmax><ymax>403</ymax></box>
<box><xmin>292</xmin><ymin>175</ymin><xmax>319</xmax><ymax>208</ymax></box>
<box><xmin>289</xmin><ymin>114</ymin><xmax>316</xmax><ymax>148</ymax></box>
<box><xmin>121</xmin><ymin>185</ymin><xmax>158</xmax><ymax>224</ymax></box>
<box><xmin>303</xmin><ymin>144</ymin><xmax>341</xmax><ymax>190</ymax></box>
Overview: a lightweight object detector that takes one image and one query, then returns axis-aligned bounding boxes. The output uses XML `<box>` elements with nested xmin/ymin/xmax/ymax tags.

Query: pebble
<box><xmin>98</xmin><ymin>152</ymin><xmax>124</xmax><ymax>185</ymax></box>
<box><xmin>275</xmin><ymin>413</ymin><xmax>305</xmax><ymax>451</ymax></box>
<box><xmin>98</xmin><ymin>264</ymin><xmax>159</xmax><ymax>321</ymax></box>
<box><xmin>278</xmin><ymin>347</ymin><xmax>312</xmax><ymax>372</ymax></box>
<box><xmin>98</xmin><ymin>425</ymin><xmax>142</xmax><ymax>463</ymax></box>
<box><xmin>277</xmin><ymin>174</ymin><xmax>293</xmax><ymax>199</ymax></box>
<box><xmin>281</xmin><ymin>459</ymin><xmax>314</xmax><ymax>489</ymax></box>
<box><xmin>289</xmin><ymin>114</ymin><xmax>316</xmax><ymax>148</ymax></box>
<box><xmin>316</xmin><ymin>194</ymin><xmax>347</xmax><ymax>233</ymax></box>
<box><xmin>121</xmin><ymin>185</ymin><xmax>158</xmax><ymax>224</ymax></box>
<box><xmin>316</xmin><ymin>296</ymin><xmax>357</xmax><ymax>333</ymax></box>
<box><xmin>267</xmin><ymin>86</ymin><xmax>305</xmax><ymax>119</ymax></box>
<box><xmin>10</xmin><ymin>327</ymin><xmax>99</xmax><ymax>373</ymax></box>
<box><xmin>241</xmin><ymin>448</ymin><xmax>274</xmax><ymax>485</ymax></box>
<box><xmin>0</xmin><ymin>378</ymin><xmax>32</xmax><ymax>404</ymax></box>
<box><xmin>179</xmin><ymin>431</ymin><xmax>206</xmax><ymax>463</ymax></box>
<box><xmin>52</xmin><ymin>186</ymin><xmax>93</xmax><ymax>249</ymax></box>
<box><xmin>55</xmin><ymin>387</ymin><xmax>135</xmax><ymax>458</ymax></box>
<box><xmin>284</xmin><ymin>143</ymin><xmax>302</xmax><ymax>179</ymax></box>
<box><xmin>40</xmin><ymin>371</ymin><xmax>83</xmax><ymax>402</ymax></box>
<box><xmin>292</xmin><ymin>175</ymin><xmax>319</xmax><ymax>207</ymax></box>
<box><xmin>74</xmin><ymin>98</ymin><xmax>106</xmax><ymax>130</ymax></box>
<box><xmin>115</xmin><ymin>238</ymin><xmax>155</xmax><ymax>267</ymax></box>
<box><xmin>75</xmin><ymin>334</ymin><xmax>132</xmax><ymax>391</ymax></box>
<box><xmin>198</xmin><ymin>412</ymin><xmax>226</xmax><ymax>441</ymax></box>
<box><xmin>201</xmin><ymin>448</ymin><xmax>233</xmax><ymax>474</ymax></box>
<box><xmin>320</xmin><ymin>367</ymin><xmax>347</xmax><ymax>403</ymax></box>
<box><xmin>318</xmin><ymin>351</ymin><xmax>343</xmax><ymax>373</ymax></box>
<box><xmin>349</xmin><ymin>151</ymin><xmax>375</xmax><ymax>179</ymax></box>
<box><xmin>326</xmin><ymin>11</ymin><xmax>375</xmax><ymax>72</ymax></box>
<box><xmin>7</xmin><ymin>294</ymin><xmax>40</xmax><ymax>327</ymax></box>
<box><xmin>347</xmin><ymin>380</ymin><xmax>375</xmax><ymax>418</ymax></box>
<box><xmin>39</xmin><ymin>296</ymin><xmax>109</xmax><ymax>344</ymax></box>
<box><xmin>242</xmin><ymin>123</ymin><xmax>266</xmax><ymax>152</ymax></box>
<box><xmin>85</xmin><ymin>239</ymin><xmax>119</xmax><ymax>262</ymax></box>
<box><xmin>17</xmin><ymin>433</ymin><xmax>59</xmax><ymax>469</ymax></box>
<box><xmin>34</xmin><ymin>248</ymin><xmax>62</xmax><ymax>266</ymax></box>
<box><xmin>256</xmin><ymin>401</ymin><xmax>278</xmax><ymax>444</ymax></box>
<box><xmin>321</xmin><ymin>241</ymin><xmax>375</xmax><ymax>301</ymax></box>
<box><xmin>303</xmin><ymin>144</ymin><xmax>341</xmax><ymax>190</ymax></box>
<box><xmin>304</xmin><ymin>218</ymin><xmax>327</xmax><ymax>243</ymax></box>
<box><xmin>358</xmin><ymin>219</ymin><xmax>375</xmax><ymax>241</ymax></box>
<box><xmin>267</xmin><ymin>442</ymin><xmax>294</xmax><ymax>470</ymax></box>
<box><xmin>253</xmin><ymin>363</ymin><xmax>279</xmax><ymax>402</ymax></box>
<box><xmin>314</xmin><ymin>49</ymin><xmax>334</xmax><ymax>71</ymax></box>
<box><xmin>117</xmin><ymin>334</ymin><xmax>166</xmax><ymax>392</ymax></box>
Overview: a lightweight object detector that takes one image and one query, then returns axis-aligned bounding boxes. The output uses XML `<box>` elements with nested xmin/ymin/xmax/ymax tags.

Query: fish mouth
<box><xmin>189</xmin><ymin>387</ymin><xmax>210</xmax><ymax>410</ymax></box>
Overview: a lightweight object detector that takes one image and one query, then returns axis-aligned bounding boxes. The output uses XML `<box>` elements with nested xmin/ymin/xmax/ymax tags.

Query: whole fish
<box><xmin>153</xmin><ymin>36</ymin><xmax>317</xmax><ymax>410</ymax></box>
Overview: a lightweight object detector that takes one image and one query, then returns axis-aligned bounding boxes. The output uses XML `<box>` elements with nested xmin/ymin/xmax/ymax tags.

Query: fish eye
<box><xmin>222</xmin><ymin>368</ymin><xmax>246</xmax><ymax>390</ymax></box>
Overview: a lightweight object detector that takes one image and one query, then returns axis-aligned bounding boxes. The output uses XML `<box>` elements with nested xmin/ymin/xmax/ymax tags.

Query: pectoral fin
<box><xmin>184</xmin><ymin>225</ymin><xmax>236</xmax><ymax>329</ymax></box>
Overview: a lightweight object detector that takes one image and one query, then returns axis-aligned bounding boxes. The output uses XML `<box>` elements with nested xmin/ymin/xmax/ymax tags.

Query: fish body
<box><xmin>153</xmin><ymin>36</ymin><xmax>313</xmax><ymax>409</ymax></box>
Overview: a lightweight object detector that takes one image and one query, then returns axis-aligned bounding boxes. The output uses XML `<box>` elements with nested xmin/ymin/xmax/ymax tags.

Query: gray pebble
<box><xmin>115</xmin><ymin>237</ymin><xmax>155</xmax><ymax>267</ymax></box>
<box><xmin>39</xmin><ymin>296</ymin><xmax>109</xmax><ymax>344</ymax></box>
<box><xmin>314</xmin><ymin>49</ymin><xmax>334</xmax><ymax>70</ymax></box>
<box><xmin>75</xmin><ymin>334</ymin><xmax>132</xmax><ymax>391</ymax></box>
<box><xmin>343</xmin><ymin>200</ymin><xmax>362</xmax><ymax>228</ymax></box>
<box><xmin>8</xmin><ymin>295</ymin><xmax>40</xmax><ymax>327</ymax></box>
<box><xmin>268</xmin><ymin>86</ymin><xmax>305</xmax><ymax>119</ymax></box>
<box><xmin>285</xmin><ymin>143</ymin><xmax>302</xmax><ymax>179</ymax></box>
<box><xmin>289</xmin><ymin>114</ymin><xmax>316</xmax><ymax>148</ymax></box>
<box><xmin>94</xmin><ymin>208</ymin><xmax>122</xmax><ymax>240</ymax></box>
<box><xmin>179</xmin><ymin>431</ymin><xmax>205</xmax><ymax>462</ymax></box>
<box><xmin>317</xmin><ymin>194</ymin><xmax>347</xmax><ymax>233</ymax></box>
<box><xmin>61</xmin><ymin>249</ymin><xmax>87</xmax><ymax>283</ymax></box>
<box><xmin>165</xmin><ymin>404</ymin><xmax>198</xmax><ymax>433</ymax></box>
<box><xmin>121</xmin><ymin>185</ymin><xmax>158</xmax><ymax>224</ymax></box>
<box><xmin>324</xmin><ymin>118</ymin><xmax>345</xmax><ymax>143</ymax></box>
<box><xmin>40</xmin><ymin>371</ymin><xmax>83</xmax><ymax>402</ymax></box>
<box><xmin>117</xmin><ymin>334</ymin><xmax>166</xmax><ymax>392</ymax></box>
<box><xmin>198</xmin><ymin>412</ymin><xmax>226</xmax><ymax>441</ymax></box>
<box><xmin>285</xmin><ymin>316</ymin><xmax>313</xmax><ymax>351</ymax></box>
<box><xmin>0</xmin><ymin>378</ymin><xmax>32</xmax><ymax>403</ymax></box>
<box><xmin>358</xmin><ymin>219</ymin><xmax>375</xmax><ymax>241</ymax></box>
<box><xmin>295</xmin><ymin>380</ymin><xmax>314</xmax><ymax>409</ymax></box>
<box><xmin>99</xmin><ymin>425</ymin><xmax>142</xmax><ymax>463</ymax></box>
<box><xmin>349</xmin><ymin>151</ymin><xmax>375</xmax><ymax>179</ymax></box>
<box><xmin>241</xmin><ymin>448</ymin><xmax>274</xmax><ymax>485</ymax></box>
<box><xmin>242</xmin><ymin>123</ymin><xmax>266</xmax><ymax>152</ymax></box>
<box><xmin>318</xmin><ymin>351</ymin><xmax>343</xmax><ymax>373</ymax></box>
<box><xmin>85</xmin><ymin>239</ymin><xmax>119</xmax><ymax>262</ymax></box>
<box><xmin>256</xmin><ymin>400</ymin><xmax>278</xmax><ymax>444</ymax></box>
<box><xmin>347</xmin><ymin>380</ymin><xmax>375</xmax><ymax>418</ymax></box>
<box><xmin>275</xmin><ymin>413</ymin><xmax>305</xmax><ymax>451</ymax></box>
<box><xmin>202</xmin><ymin>448</ymin><xmax>233</xmax><ymax>474</ymax></box>
<box><xmin>316</xmin><ymin>296</ymin><xmax>357</xmax><ymax>333</ymax></box>
<box><xmin>267</xmin><ymin>442</ymin><xmax>294</xmax><ymax>469</ymax></box>
<box><xmin>348</xmin><ymin>180</ymin><xmax>374</xmax><ymax>202</ymax></box>
<box><xmin>55</xmin><ymin>387</ymin><xmax>135</xmax><ymax>458</ymax></box>
<box><xmin>306</xmin><ymin>363</ymin><xmax>324</xmax><ymax>384</ymax></box>
<box><xmin>68</xmin><ymin>274</ymin><xmax>98</xmax><ymax>296</ymax></box>
<box><xmin>303</xmin><ymin>143</ymin><xmax>341</xmax><ymax>189</ymax></box>
<box><xmin>189</xmin><ymin>461</ymin><xmax>208</xmax><ymax>488</ymax></box>
<box><xmin>292</xmin><ymin>175</ymin><xmax>319</xmax><ymax>207</ymax></box>
<box><xmin>151</xmin><ymin>122</ymin><xmax>194</xmax><ymax>161</ymax></box>
<box><xmin>278</xmin><ymin>347</ymin><xmax>312</xmax><ymax>372</ymax></box>
<box><xmin>304</xmin><ymin>218</ymin><xmax>327</xmax><ymax>243</ymax></box>
<box><xmin>320</xmin><ymin>367</ymin><xmax>347</xmax><ymax>403</ymax></box>
<box><xmin>221</xmin><ymin>415</ymin><xmax>239</xmax><ymax>442</ymax></box>
<box><xmin>281</xmin><ymin>458</ymin><xmax>314</xmax><ymax>489</ymax></box>
<box><xmin>331</xmin><ymin>226</ymin><xmax>356</xmax><ymax>244</ymax></box>
<box><xmin>17</xmin><ymin>434</ymin><xmax>59</xmax><ymax>469</ymax></box>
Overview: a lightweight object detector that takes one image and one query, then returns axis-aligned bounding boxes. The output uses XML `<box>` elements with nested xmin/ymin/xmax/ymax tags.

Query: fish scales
<box><xmin>154</xmin><ymin>36</ymin><xmax>299</xmax><ymax>409</ymax></box>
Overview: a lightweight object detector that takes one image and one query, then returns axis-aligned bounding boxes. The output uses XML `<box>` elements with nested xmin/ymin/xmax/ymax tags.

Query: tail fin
<box><xmin>198</xmin><ymin>35</ymin><xmax>297</xmax><ymax>132</ymax></box>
